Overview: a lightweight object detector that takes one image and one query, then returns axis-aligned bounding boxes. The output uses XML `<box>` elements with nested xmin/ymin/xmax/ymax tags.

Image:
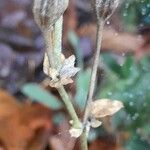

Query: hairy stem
<box><xmin>80</xmin><ymin>128</ymin><xmax>88</xmax><ymax>150</ymax></box>
<box><xmin>83</xmin><ymin>20</ymin><xmax>104</xmax><ymax>123</ymax></box>
<box><xmin>45</xmin><ymin>17</ymin><xmax>81</xmax><ymax>128</ymax></box>
<box><xmin>81</xmin><ymin>20</ymin><xmax>105</xmax><ymax>150</ymax></box>
<box><xmin>57</xmin><ymin>86</ymin><xmax>81</xmax><ymax>128</ymax></box>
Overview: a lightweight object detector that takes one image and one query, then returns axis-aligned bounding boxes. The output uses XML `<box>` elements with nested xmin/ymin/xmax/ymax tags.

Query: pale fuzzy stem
<box><xmin>44</xmin><ymin>16</ymin><xmax>81</xmax><ymax>128</ymax></box>
<box><xmin>83</xmin><ymin>20</ymin><xmax>105</xmax><ymax>124</ymax></box>
<box><xmin>57</xmin><ymin>86</ymin><xmax>81</xmax><ymax>128</ymax></box>
<box><xmin>80</xmin><ymin>128</ymin><xmax>88</xmax><ymax>150</ymax></box>
<box><xmin>81</xmin><ymin>20</ymin><xmax>105</xmax><ymax>150</ymax></box>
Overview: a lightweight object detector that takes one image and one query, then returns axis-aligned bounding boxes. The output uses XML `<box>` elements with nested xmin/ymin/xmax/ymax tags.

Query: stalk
<box><xmin>45</xmin><ymin>17</ymin><xmax>81</xmax><ymax>128</ymax></box>
<box><xmin>81</xmin><ymin>20</ymin><xmax>105</xmax><ymax>150</ymax></box>
<box><xmin>83</xmin><ymin>20</ymin><xmax>104</xmax><ymax>124</ymax></box>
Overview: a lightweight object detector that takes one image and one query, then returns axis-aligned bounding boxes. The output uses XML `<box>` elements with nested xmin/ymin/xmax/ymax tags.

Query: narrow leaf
<box><xmin>21</xmin><ymin>83</ymin><xmax>62</xmax><ymax>110</ymax></box>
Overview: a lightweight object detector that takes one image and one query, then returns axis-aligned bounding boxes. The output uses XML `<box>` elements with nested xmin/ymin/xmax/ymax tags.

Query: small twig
<box><xmin>81</xmin><ymin>19</ymin><xmax>105</xmax><ymax>150</ymax></box>
<box><xmin>83</xmin><ymin>20</ymin><xmax>105</xmax><ymax>124</ymax></box>
<box><xmin>80</xmin><ymin>0</ymin><xmax>120</xmax><ymax>148</ymax></box>
<box><xmin>80</xmin><ymin>128</ymin><xmax>88</xmax><ymax>150</ymax></box>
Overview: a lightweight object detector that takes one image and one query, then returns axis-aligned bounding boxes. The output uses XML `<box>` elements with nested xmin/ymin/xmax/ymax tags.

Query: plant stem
<box><xmin>44</xmin><ymin>17</ymin><xmax>81</xmax><ymax>128</ymax></box>
<box><xmin>83</xmin><ymin>20</ymin><xmax>105</xmax><ymax>124</ymax></box>
<box><xmin>81</xmin><ymin>20</ymin><xmax>105</xmax><ymax>150</ymax></box>
<box><xmin>57</xmin><ymin>86</ymin><xmax>81</xmax><ymax>128</ymax></box>
<box><xmin>80</xmin><ymin>128</ymin><xmax>88</xmax><ymax>150</ymax></box>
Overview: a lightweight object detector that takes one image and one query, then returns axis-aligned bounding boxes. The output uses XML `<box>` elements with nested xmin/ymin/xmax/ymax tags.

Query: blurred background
<box><xmin>0</xmin><ymin>0</ymin><xmax>149</xmax><ymax>149</ymax></box>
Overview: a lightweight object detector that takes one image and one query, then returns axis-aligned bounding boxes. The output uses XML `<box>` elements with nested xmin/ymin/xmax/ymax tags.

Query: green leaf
<box><xmin>102</xmin><ymin>54</ymin><xmax>122</xmax><ymax>77</ymax></box>
<box><xmin>21</xmin><ymin>83</ymin><xmax>63</xmax><ymax>110</ymax></box>
<box><xmin>53</xmin><ymin>113</ymin><xmax>65</xmax><ymax>124</ymax></box>
<box><xmin>98</xmin><ymin>55</ymin><xmax>150</xmax><ymax>130</ymax></box>
<box><xmin>75</xmin><ymin>69</ymin><xmax>91</xmax><ymax>109</ymax></box>
<box><xmin>141</xmin><ymin>124</ymin><xmax>150</xmax><ymax>136</ymax></box>
<box><xmin>125</xmin><ymin>135</ymin><xmax>150</xmax><ymax>150</ymax></box>
<box><xmin>102</xmin><ymin>54</ymin><xmax>134</xmax><ymax>79</ymax></box>
<box><xmin>121</xmin><ymin>56</ymin><xmax>133</xmax><ymax>78</ymax></box>
<box><xmin>68</xmin><ymin>30</ymin><xmax>83</xmax><ymax>68</ymax></box>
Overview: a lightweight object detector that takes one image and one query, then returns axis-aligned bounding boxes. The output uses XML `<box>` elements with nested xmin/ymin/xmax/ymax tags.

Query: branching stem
<box><xmin>43</xmin><ymin>3</ymin><xmax>105</xmax><ymax>150</ymax></box>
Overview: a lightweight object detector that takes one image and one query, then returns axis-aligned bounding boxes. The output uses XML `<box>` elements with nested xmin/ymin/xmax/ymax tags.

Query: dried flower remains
<box><xmin>43</xmin><ymin>54</ymin><xmax>80</xmax><ymax>88</ymax></box>
<box><xmin>92</xmin><ymin>0</ymin><xmax>119</xmax><ymax>21</ymax></box>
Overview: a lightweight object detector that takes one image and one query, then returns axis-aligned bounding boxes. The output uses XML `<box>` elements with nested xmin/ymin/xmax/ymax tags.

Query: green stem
<box><xmin>80</xmin><ymin>129</ymin><xmax>88</xmax><ymax>150</ymax></box>
<box><xmin>44</xmin><ymin>17</ymin><xmax>81</xmax><ymax>128</ymax></box>
<box><xmin>54</xmin><ymin>18</ymin><xmax>81</xmax><ymax>128</ymax></box>
<box><xmin>57</xmin><ymin>86</ymin><xmax>81</xmax><ymax>128</ymax></box>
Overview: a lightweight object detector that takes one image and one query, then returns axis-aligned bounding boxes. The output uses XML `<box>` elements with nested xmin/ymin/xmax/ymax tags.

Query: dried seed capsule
<box><xmin>92</xmin><ymin>0</ymin><xmax>119</xmax><ymax>21</ymax></box>
<box><xmin>33</xmin><ymin>0</ymin><xmax>69</xmax><ymax>30</ymax></box>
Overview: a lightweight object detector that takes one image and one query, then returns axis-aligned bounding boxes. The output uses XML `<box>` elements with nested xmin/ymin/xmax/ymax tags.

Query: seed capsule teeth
<box><xmin>33</xmin><ymin>0</ymin><xmax>69</xmax><ymax>30</ymax></box>
<box><xmin>92</xmin><ymin>0</ymin><xmax>119</xmax><ymax>21</ymax></box>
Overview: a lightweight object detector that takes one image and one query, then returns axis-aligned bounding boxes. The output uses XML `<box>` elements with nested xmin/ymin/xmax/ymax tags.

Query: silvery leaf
<box><xmin>62</xmin><ymin>55</ymin><xmax>75</xmax><ymax>67</ymax></box>
<box><xmin>43</xmin><ymin>54</ymin><xmax>80</xmax><ymax>87</ymax></box>
<box><xmin>60</xmin><ymin>55</ymin><xmax>80</xmax><ymax>78</ymax></box>
<box><xmin>60</xmin><ymin>67</ymin><xmax>80</xmax><ymax>79</ymax></box>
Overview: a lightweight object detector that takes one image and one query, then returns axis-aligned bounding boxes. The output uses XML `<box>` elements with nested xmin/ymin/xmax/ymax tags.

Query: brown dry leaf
<box><xmin>50</xmin><ymin>120</ymin><xmax>76</xmax><ymax>150</ymax></box>
<box><xmin>49</xmin><ymin>136</ymin><xmax>65</xmax><ymax>150</ymax></box>
<box><xmin>0</xmin><ymin>89</ymin><xmax>52</xmax><ymax>150</ymax></box>
<box><xmin>89</xmin><ymin>137</ymin><xmax>122</xmax><ymax>150</ymax></box>
<box><xmin>90</xmin><ymin>99</ymin><xmax>123</xmax><ymax>119</ymax></box>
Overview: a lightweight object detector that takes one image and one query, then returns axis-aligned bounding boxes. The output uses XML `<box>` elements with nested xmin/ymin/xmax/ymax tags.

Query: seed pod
<box><xmin>92</xmin><ymin>0</ymin><xmax>119</xmax><ymax>21</ymax></box>
<box><xmin>33</xmin><ymin>0</ymin><xmax>69</xmax><ymax>30</ymax></box>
